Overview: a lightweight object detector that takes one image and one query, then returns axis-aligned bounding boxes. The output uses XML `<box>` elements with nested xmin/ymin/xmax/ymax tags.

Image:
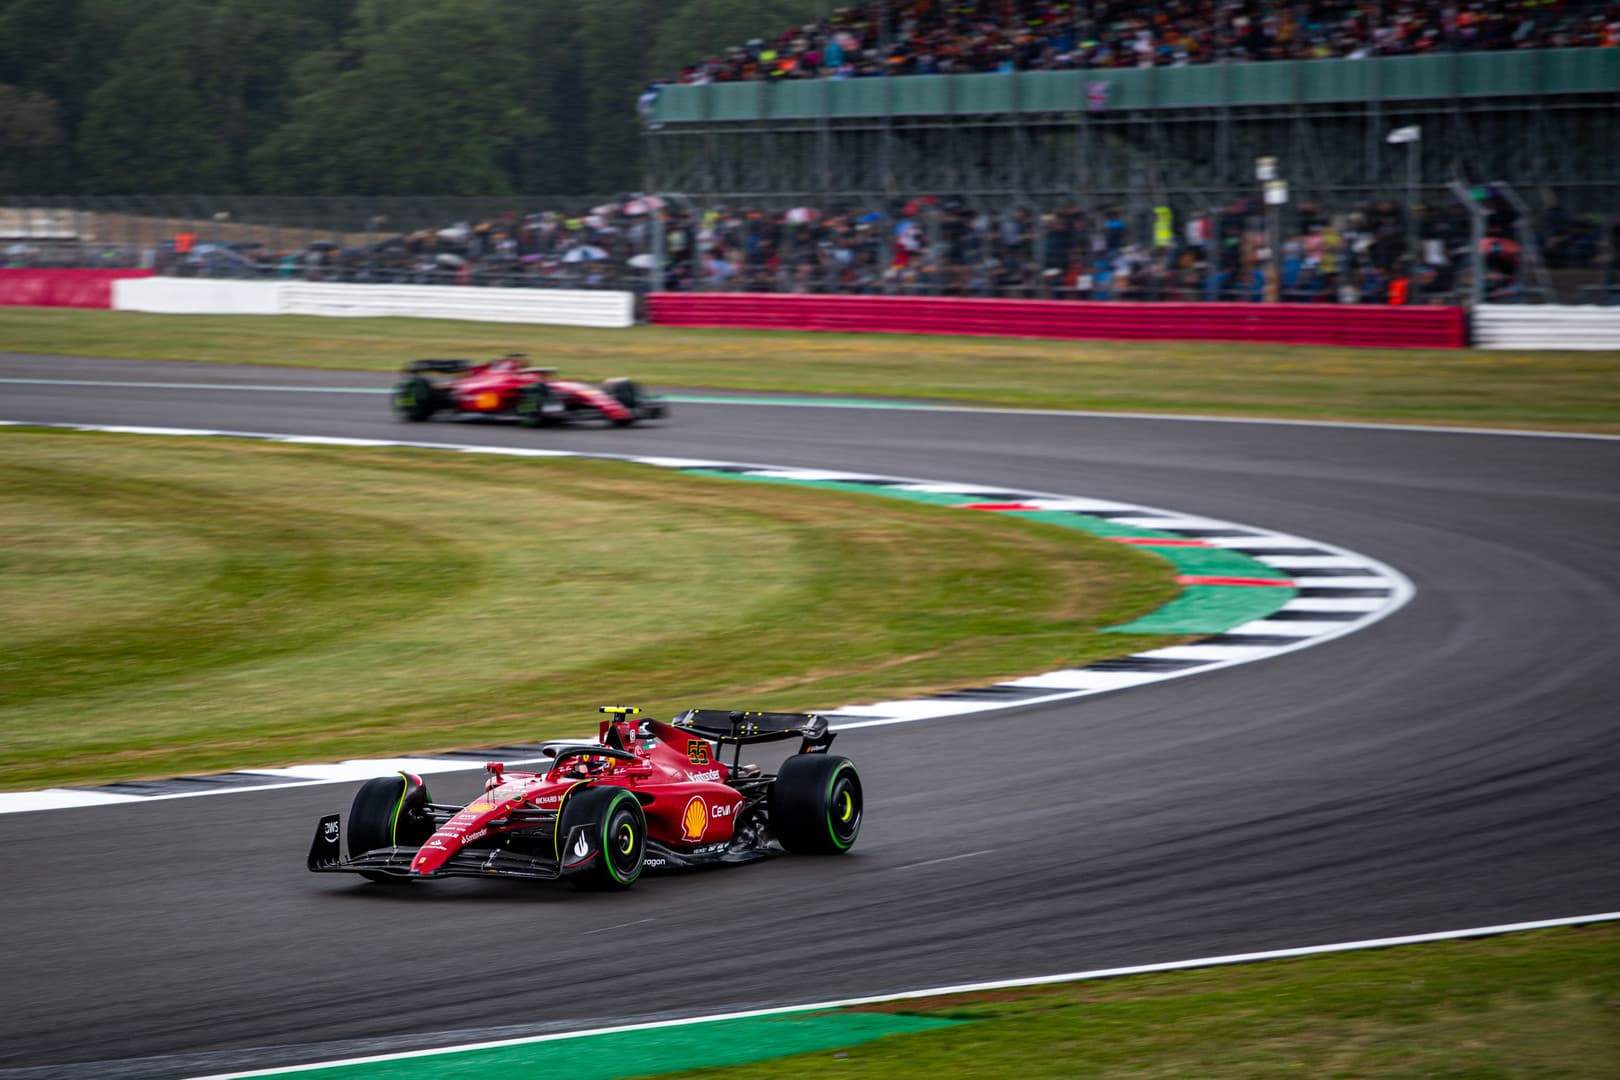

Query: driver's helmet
<box><xmin>569</xmin><ymin>752</ymin><xmax>612</xmax><ymax>777</ymax></box>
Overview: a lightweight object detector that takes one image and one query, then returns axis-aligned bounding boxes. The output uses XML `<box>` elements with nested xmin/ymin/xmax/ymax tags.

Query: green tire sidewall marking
<box><xmin>388</xmin><ymin>771</ymin><xmax>408</xmax><ymax>846</ymax></box>
<box><xmin>826</xmin><ymin>763</ymin><xmax>857</xmax><ymax>850</ymax></box>
<box><xmin>605</xmin><ymin>790</ymin><xmax>640</xmax><ymax>884</ymax></box>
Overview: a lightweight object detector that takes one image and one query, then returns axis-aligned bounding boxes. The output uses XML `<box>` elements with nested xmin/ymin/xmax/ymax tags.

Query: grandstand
<box><xmin>642</xmin><ymin>5</ymin><xmax>1620</xmax><ymax>303</ymax></box>
<box><xmin>647</xmin><ymin>46</ymin><xmax>1618</xmax><ymax>213</ymax></box>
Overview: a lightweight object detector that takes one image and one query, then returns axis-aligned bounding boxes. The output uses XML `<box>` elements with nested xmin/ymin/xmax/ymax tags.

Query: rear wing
<box><xmin>670</xmin><ymin>709</ymin><xmax>835</xmax><ymax>754</ymax></box>
<box><xmin>405</xmin><ymin>358</ymin><xmax>475</xmax><ymax>373</ymax></box>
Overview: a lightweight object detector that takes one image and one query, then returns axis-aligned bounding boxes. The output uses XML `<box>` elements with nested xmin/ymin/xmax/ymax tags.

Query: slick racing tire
<box><xmin>770</xmin><ymin>755</ymin><xmax>862</xmax><ymax>855</ymax></box>
<box><xmin>348</xmin><ymin>772</ymin><xmax>434</xmax><ymax>883</ymax></box>
<box><xmin>393</xmin><ymin>376</ymin><xmax>441</xmax><ymax>422</ymax></box>
<box><xmin>558</xmin><ymin>785</ymin><xmax>646</xmax><ymax>890</ymax></box>
<box><xmin>516</xmin><ymin>381</ymin><xmax>557</xmax><ymax>427</ymax></box>
<box><xmin>601</xmin><ymin>377</ymin><xmax>644</xmax><ymax>427</ymax></box>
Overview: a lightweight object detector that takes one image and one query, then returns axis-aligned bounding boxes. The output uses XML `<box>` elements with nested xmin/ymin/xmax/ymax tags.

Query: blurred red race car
<box><xmin>392</xmin><ymin>354</ymin><xmax>667</xmax><ymax>427</ymax></box>
<box><xmin>308</xmin><ymin>706</ymin><xmax>862</xmax><ymax>890</ymax></box>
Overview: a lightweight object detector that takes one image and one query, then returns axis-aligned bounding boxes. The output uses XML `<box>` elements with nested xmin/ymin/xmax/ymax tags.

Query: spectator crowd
<box><xmin>39</xmin><ymin>191</ymin><xmax>1596</xmax><ymax>306</ymax></box>
<box><xmin>649</xmin><ymin>192</ymin><xmax>1605</xmax><ymax>304</ymax></box>
<box><xmin>666</xmin><ymin>1</ymin><xmax>1620</xmax><ymax>83</ymax></box>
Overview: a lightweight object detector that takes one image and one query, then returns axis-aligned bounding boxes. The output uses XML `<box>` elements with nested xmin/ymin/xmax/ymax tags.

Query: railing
<box><xmin>652</xmin><ymin>48</ymin><xmax>1620</xmax><ymax>124</ymax></box>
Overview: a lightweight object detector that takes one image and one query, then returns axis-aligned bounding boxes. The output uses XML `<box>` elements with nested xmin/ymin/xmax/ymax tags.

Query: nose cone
<box><xmin>410</xmin><ymin>843</ymin><xmax>451</xmax><ymax>875</ymax></box>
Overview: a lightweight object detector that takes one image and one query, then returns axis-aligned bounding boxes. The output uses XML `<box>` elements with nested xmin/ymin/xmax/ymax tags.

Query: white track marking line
<box><xmin>744</xmin><ymin>468</ymin><xmax>890</xmax><ymax>482</ymax></box>
<box><xmin>1235</xmin><ymin>618</ymin><xmax>1363</xmax><ymax>636</ymax></box>
<box><xmin>1133</xmin><ymin>644</ymin><xmax>1282</xmax><ymax>662</ymax></box>
<box><xmin>1281</xmin><ymin>597</ymin><xmax>1387</xmax><ymax>612</ymax></box>
<box><xmin>0</xmin><ymin>377</ymin><xmax>383</xmax><ymax>393</ymax></box>
<box><xmin>1109</xmin><ymin>514</ymin><xmax>1258</xmax><ymax>530</ymax></box>
<box><xmin>827</xmin><ymin>699</ymin><xmax>1008</xmax><ymax>721</ymax></box>
<box><xmin>242</xmin><ymin>758</ymin><xmax>491</xmax><ymax>781</ymax></box>
<box><xmin>998</xmin><ymin>669</ymin><xmax>1173</xmax><ymax>690</ymax></box>
<box><xmin>185</xmin><ymin>910</ymin><xmax>1620</xmax><ymax>1079</ymax></box>
<box><xmin>1255</xmin><ymin>555</ymin><xmax>1371</xmax><ymax>570</ymax></box>
<box><xmin>1203</xmin><ymin>535</ymin><xmax>1320</xmax><ymax>549</ymax></box>
<box><xmin>0</xmin><ymin>789</ymin><xmax>145</xmax><ymax>812</ymax></box>
<box><xmin>583</xmin><ymin>918</ymin><xmax>657</xmax><ymax>936</ymax></box>
<box><xmin>1279</xmin><ymin>576</ymin><xmax>1394</xmax><ymax>590</ymax></box>
<box><xmin>894</xmin><ymin>849</ymin><xmax>994</xmax><ymax>871</ymax></box>
<box><xmin>271</xmin><ymin>435</ymin><xmax>398</xmax><ymax>447</ymax></box>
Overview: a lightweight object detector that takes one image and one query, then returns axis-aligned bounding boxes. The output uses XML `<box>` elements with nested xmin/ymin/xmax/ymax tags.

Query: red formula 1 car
<box><xmin>391</xmin><ymin>354</ymin><xmax>667</xmax><ymax>427</ymax></box>
<box><xmin>307</xmin><ymin>706</ymin><xmax>861</xmax><ymax>890</ymax></box>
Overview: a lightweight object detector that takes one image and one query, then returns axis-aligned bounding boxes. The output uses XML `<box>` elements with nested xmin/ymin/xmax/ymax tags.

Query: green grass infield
<box><xmin>0</xmin><ymin>427</ymin><xmax>1183</xmax><ymax>790</ymax></box>
<box><xmin>666</xmin><ymin>922</ymin><xmax>1620</xmax><ymax>1080</ymax></box>
<box><xmin>2</xmin><ymin>309</ymin><xmax>1617</xmax><ymax>433</ymax></box>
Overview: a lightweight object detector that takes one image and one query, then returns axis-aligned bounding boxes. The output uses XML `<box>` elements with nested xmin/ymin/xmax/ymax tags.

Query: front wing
<box><xmin>307</xmin><ymin>814</ymin><xmax>600</xmax><ymax>882</ymax></box>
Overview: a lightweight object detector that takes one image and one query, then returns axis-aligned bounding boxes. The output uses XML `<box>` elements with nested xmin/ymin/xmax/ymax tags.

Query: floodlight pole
<box><xmin>1387</xmin><ymin>125</ymin><xmax>1423</xmax><ymax>273</ymax></box>
<box><xmin>1406</xmin><ymin>137</ymin><xmax>1419</xmax><ymax>269</ymax></box>
<box><xmin>1448</xmin><ymin>181</ymin><xmax>1487</xmax><ymax>307</ymax></box>
<box><xmin>649</xmin><ymin>194</ymin><xmax>666</xmax><ymax>295</ymax></box>
<box><xmin>1256</xmin><ymin>156</ymin><xmax>1285</xmax><ymax>303</ymax></box>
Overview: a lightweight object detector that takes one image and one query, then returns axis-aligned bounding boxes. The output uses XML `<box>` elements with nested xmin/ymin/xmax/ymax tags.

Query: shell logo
<box><xmin>680</xmin><ymin>796</ymin><xmax>708</xmax><ymax>842</ymax></box>
<box><xmin>475</xmin><ymin>392</ymin><xmax>501</xmax><ymax>410</ymax></box>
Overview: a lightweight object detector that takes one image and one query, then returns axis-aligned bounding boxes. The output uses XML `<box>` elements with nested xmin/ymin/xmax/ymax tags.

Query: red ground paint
<box><xmin>1110</xmin><ymin>537</ymin><xmax>1212</xmax><ymax>547</ymax></box>
<box><xmin>958</xmin><ymin>502</ymin><xmax>1044</xmax><ymax>511</ymax></box>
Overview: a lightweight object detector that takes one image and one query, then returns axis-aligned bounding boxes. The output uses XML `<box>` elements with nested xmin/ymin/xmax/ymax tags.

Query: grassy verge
<box><xmin>2</xmin><ymin>308</ymin><xmax>1618</xmax><ymax>432</ymax></box>
<box><xmin>0</xmin><ymin>428</ymin><xmax>1181</xmax><ymax>789</ymax></box>
<box><xmin>661</xmin><ymin>923</ymin><xmax>1620</xmax><ymax>1080</ymax></box>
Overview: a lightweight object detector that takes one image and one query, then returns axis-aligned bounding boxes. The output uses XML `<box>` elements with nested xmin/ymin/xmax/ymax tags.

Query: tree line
<box><xmin>0</xmin><ymin>0</ymin><xmax>822</xmax><ymax>196</ymax></box>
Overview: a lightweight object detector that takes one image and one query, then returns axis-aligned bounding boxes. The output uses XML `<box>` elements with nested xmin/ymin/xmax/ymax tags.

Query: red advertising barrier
<box><xmin>0</xmin><ymin>269</ymin><xmax>154</xmax><ymax>309</ymax></box>
<box><xmin>647</xmin><ymin>293</ymin><xmax>1468</xmax><ymax>349</ymax></box>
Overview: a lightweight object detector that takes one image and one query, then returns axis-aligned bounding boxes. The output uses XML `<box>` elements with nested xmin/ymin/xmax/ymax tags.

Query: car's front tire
<box><xmin>393</xmin><ymin>376</ymin><xmax>441</xmax><ymax>422</ymax></box>
<box><xmin>557</xmin><ymin>785</ymin><xmax>646</xmax><ymax>889</ymax></box>
<box><xmin>347</xmin><ymin>772</ymin><xmax>434</xmax><ymax>883</ymax></box>
<box><xmin>516</xmin><ymin>382</ymin><xmax>558</xmax><ymax>427</ymax></box>
<box><xmin>601</xmin><ymin>377</ymin><xmax>645</xmax><ymax>427</ymax></box>
<box><xmin>770</xmin><ymin>755</ymin><xmax>862</xmax><ymax>854</ymax></box>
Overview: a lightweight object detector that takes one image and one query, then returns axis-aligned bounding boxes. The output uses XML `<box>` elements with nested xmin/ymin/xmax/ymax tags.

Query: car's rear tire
<box><xmin>348</xmin><ymin>772</ymin><xmax>434</xmax><ymax>883</ymax></box>
<box><xmin>393</xmin><ymin>376</ymin><xmax>440</xmax><ymax>422</ymax></box>
<box><xmin>770</xmin><ymin>755</ymin><xmax>862</xmax><ymax>854</ymax></box>
<box><xmin>516</xmin><ymin>381</ymin><xmax>557</xmax><ymax>427</ymax></box>
<box><xmin>601</xmin><ymin>377</ymin><xmax>643</xmax><ymax>427</ymax></box>
<box><xmin>557</xmin><ymin>785</ymin><xmax>646</xmax><ymax>889</ymax></box>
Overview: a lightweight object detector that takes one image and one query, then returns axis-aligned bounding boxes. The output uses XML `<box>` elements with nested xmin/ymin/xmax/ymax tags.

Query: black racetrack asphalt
<box><xmin>1</xmin><ymin>355</ymin><xmax>1617</xmax><ymax>1079</ymax></box>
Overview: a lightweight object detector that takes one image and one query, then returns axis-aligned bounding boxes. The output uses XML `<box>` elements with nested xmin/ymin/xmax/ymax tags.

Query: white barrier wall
<box><xmin>112</xmin><ymin>278</ymin><xmax>635</xmax><ymax>329</ymax></box>
<box><xmin>114</xmin><ymin>277</ymin><xmax>282</xmax><ymax>315</ymax></box>
<box><xmin>279</xmin><ymin>282</ymin><xmax>634</xmax><ymax>327</ymax></box>
<box><xmin>1474</xmin><ymin>305</ymin><xmax>1620</xmax><ymax>350</ymax></box>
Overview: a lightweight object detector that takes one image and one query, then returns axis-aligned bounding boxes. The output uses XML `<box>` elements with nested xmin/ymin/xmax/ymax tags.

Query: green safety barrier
<box><xmin>653</xmin><ymin>47</ymin><xmax>1618</xmax><ymax>123</ymax></box>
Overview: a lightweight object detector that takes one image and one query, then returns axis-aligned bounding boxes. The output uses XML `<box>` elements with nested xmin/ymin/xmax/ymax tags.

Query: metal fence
<box><xmin>3</xmin><ymin>190</ymin><xmax>1615</xmax><ymax>306</ymax></box>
